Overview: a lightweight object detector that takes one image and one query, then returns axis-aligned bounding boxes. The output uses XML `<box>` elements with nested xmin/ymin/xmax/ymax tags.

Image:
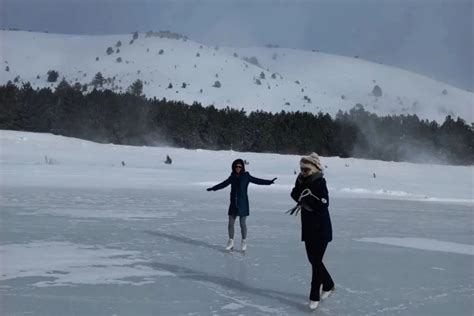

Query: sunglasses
<box><xmin>235</xmin><ymin>165</ymin><xmax>243</xmax><ymax>168</ymax></box>
<box><xmin>300</xmin><ymin>167</ymin><xmax>311</xmax><ymax>173</ymax></box>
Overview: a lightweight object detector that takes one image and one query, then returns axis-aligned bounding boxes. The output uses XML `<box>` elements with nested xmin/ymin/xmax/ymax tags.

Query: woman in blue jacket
<box><xmin>290</xmin><ymin>153</ymin><xmax>335</xmax><ymax>310</ymax></box>
<box><xmin>207</xmin><ymin>158</ymin><xmax>276</xmax><ymax>251</ymax></box>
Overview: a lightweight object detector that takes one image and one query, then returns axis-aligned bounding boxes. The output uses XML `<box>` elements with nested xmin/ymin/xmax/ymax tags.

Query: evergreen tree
<box><xmin>92</xmin><ymin>72</ymin><xmax>105</xmax><ymax>88</ymax></box>
<box><xmin>128</xmin><ymin>79</ymin><xmax>144</xmax><ymax>96</ymax></box>
<box><xmin>0</xmin><ymin>83</ymin><xmax>472</xmax><ymax>165</ymax></box>
<box><xmin>47</xmin><ymin>70</ymin><xmax>59</xmax><ymax>82</ymax></box>
<box><xmin>0</xmin><ymin>82</ymin><xmax>20</xmax><ymax>129</ymax></box>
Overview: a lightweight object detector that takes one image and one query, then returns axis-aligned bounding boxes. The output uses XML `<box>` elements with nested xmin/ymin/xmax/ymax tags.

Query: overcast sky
<box><xmin>1</xmin><ymin>0</ymin><xmax>472</xmax><ymax>90</ymax></box>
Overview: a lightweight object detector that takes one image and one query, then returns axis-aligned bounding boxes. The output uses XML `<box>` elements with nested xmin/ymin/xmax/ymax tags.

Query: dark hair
<box><xmin>231</xmin><ymin>159</ymin><xmax>245</xmax><ymax>172</ymax></box>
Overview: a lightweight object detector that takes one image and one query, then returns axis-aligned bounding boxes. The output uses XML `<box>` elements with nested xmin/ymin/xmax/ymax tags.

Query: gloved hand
<box><xmin>271</xmin><ymin>177</ymin><xmax>277</xmax><ymax>184</ymax></box>
<box><xmin>206</xmin><ymin>188</ymin><xmax>213</xmax><ymax>191</ymax></box>
<box><xmin>298</xmin><ymin>188</ymin><xmax>327</xmax><ymax>212</ymax></box>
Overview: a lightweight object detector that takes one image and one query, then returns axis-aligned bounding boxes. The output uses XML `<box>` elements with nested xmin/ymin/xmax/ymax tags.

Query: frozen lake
<box><xmin>1</xmin><ymin>185</ymin><xmax>472</xmax><ymax>315</ymax></box>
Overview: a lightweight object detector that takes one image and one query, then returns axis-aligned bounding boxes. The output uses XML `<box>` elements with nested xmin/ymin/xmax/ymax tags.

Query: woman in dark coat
<box><xmin>290</xmin><ymin>153</ymin><xmax>335</xmax><ymax>310</ymax></box>
<box><xmin>207</xmin><ymin>158</ymin><xmax>276</xmax><ymax>251</ymax></box>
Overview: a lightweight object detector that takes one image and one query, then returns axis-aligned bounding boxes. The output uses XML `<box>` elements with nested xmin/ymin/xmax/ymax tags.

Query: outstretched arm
<box><xmin>207</xmin><ymin>176</ymin><xmax>231</xmax><ymax>191</ymax></box>
<box><xmin>249</xmin><ymin>174</ymin><xmax>276</xmax><ymax>185</ymax></box>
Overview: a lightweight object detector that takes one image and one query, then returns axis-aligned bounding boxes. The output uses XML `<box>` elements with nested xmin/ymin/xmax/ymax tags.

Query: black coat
<box><xmin>291</xmin><ymin>173</ymin><xmax>333</xmax><ymax>243</ymax></box>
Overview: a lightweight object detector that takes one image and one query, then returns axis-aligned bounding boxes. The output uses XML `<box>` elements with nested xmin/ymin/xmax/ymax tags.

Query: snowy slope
<box><xmin>1</xmin><ymin>30</ymin><xmax>472</xmax><ymax>123</ymax></box>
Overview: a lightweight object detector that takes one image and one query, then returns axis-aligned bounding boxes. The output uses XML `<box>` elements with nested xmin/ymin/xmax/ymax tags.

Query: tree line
<box><xmin>0</xmin><ymin>81</ymin><xmax>472</xmax><ymax>165</ymax></box>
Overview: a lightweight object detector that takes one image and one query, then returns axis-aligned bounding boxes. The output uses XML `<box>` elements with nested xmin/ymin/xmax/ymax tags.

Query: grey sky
<box><xmin>1</xmin><ymin>0</ymin><xmax>472</xmax><ymax>90</ymax></box>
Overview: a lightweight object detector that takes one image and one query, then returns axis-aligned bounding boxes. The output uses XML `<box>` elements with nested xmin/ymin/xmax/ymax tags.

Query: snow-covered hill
<box><xmin>1</xmin><ymin>30</ymin><xmax>472</xmax><ymax>122</ymax></box>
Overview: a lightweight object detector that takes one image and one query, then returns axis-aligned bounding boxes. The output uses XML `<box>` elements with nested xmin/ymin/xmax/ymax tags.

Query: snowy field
<box><xmin>0</xmin><ymin>131</ymin><xmax>473</xmax><ymax>315</ymax></box>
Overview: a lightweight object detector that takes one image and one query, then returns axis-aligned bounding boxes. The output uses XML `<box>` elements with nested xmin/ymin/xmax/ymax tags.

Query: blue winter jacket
<box><xmin>209</xmin><ymin>171</ymin><xmax>273</xmax><ymax>216</ymax></box>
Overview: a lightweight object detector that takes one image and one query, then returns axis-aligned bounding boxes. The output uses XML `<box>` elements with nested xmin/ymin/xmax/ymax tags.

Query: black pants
<box><xmin>304</xmin><ymin>240</ymin><xmax>334</xmax><ymax>301</ymax></box>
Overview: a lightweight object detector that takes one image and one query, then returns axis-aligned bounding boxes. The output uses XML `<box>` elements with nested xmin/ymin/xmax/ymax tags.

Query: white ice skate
<box><xmin>308</xmin><ymin>300</ymin><xmax>319</xmax><ymax>310</ymax></box>
<box><xmin>321</xmin><ymin>286</ymin><xmax>335</xmax><ymax>300</ymax></box>
<box><xmin>241</xmin><ymin>239</ymin><xmax>247</xmax><ymax>252</ymax></box>
<box><xmin>225</xmin><ymin>239</ymin><xmax>234</xmax><ymax>251</ymax></box>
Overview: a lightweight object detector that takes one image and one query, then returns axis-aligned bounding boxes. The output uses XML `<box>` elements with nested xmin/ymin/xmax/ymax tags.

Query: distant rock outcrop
<box><xmin>145</xmin><ymin>30</ymin><xmax>187</xmax><ymax>41</ymax></box>
<box><xmin>372</xmin><ymin>85</ymin><xmax>382</xmax><ymax>97</ymax></box>
<box><xmin>47</xmin><ymin>70</ymin><xmax>59</xmax><ymax>82</ymax></box>
<box><xmin>242</xmin><ymin>56</ymin><xmax>260</xmax><ymax>67</ymax></box>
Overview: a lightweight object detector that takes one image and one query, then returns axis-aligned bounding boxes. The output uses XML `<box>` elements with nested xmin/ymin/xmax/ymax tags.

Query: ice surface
<box><xmin>1</xmin><ymin>186</ymin><xmax>472</xmax><ymax>315</ymax></box>
<box><xmin>0</xmin><ymin>131</ymin><xmax>473</xmax><ymax>315</ymax></box>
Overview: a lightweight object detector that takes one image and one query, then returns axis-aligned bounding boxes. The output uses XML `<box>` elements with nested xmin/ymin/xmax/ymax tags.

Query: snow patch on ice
<box><xmin>19</xmin><ymin>207</ymin><xmax>177</xmax><ymax>220</ymax></box>
<box><xmin>340</xmin><ymin>187</ymin><xmax>426</xmax><ymax>198</ymax></box>
<box><xmin>0</xmin><ymin>241</ymin><xmax>173</xmax><ymax>286</ymax></box>
<box><xmin>206</xmin><ymin>283</ymin><xmax>284</xmax><ymax>314</ymax></box>
<box><xmin>431</xmin><ymin>267</ymin><xmax>446</xmax><ymax>271</ymax></box>
<box><xmin>356</xmin><ymin>237</ymin><xmax>474</xmax><ymax>256</ymax></box>
<box><xmin>376</xmin><ymin>303</ymin><xmax>407</xmax><ymax>313</ymax></box>
<box><xmin>222</xmin><ymin>303</ymin><xmax>244</xmax><ymax>310</ymax></box>
<box><xmin>339</xmin><ymin>188</ymin><xmax>473</xmax><ymax>204</ymax></box>
<box><xmin>424</xmin><ymin>197</ymin><xmax>474</xmax><ymax>204</ymax></box>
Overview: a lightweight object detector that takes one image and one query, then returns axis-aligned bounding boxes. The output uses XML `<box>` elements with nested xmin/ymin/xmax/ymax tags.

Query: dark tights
<box><xmin>228</xmin><ymin>215</ymin><xmax>247</xmax><ymax>239</ymax></box>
